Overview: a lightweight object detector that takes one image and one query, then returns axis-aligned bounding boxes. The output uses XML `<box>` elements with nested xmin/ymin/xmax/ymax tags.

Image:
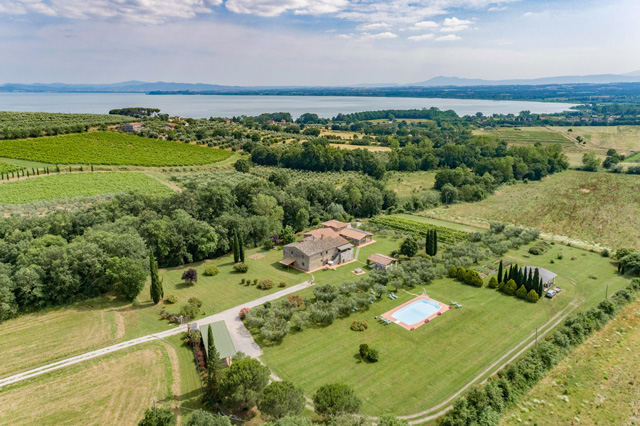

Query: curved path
<box><xmin>0</xmin><ymin>281</ymin><xmax>314</xmax><ymax>389</ymax></box>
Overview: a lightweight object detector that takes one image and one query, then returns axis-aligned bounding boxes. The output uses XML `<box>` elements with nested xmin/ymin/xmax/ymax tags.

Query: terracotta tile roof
<box><xmin>304</xmin><ymin>228</ymin><xmax>339</xmax><ymax>239</ymax></box>
<box><xmin>339</xmin><ymin>228</ymin><xmax>373</xmax><ymax>240</ymax></box>
<box><xmin>368</xmin><ymin>253</ymin><xmax>397</xmax><ymax>266</ymax></box>
<box><xmin>322</xmin><ymin>220</ymin><xmax>348</xmax><ymax>230</ymax></box>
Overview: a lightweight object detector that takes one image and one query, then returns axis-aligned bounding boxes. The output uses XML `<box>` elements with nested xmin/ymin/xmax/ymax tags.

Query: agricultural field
<box><xmin>430</xmin><ymin>170</ymin><xmax>640</xmax><ymax>250</ymax></box>
<box><xmin>552</xmin><ymin>125</ymin><xmax>640</xmax><ymax>154</ymax></box>
<box><xmin>0</xmin><ymin>111</ymin><xmax>131</xmax><ymax>140</ymax></box>
<box><xmin>0</xmin><ymin>131</ymin><xmax>232</xmax><ymax>166</ymax></box>
<box><xmin>474</xmin><ymin>127</ymin><xmax>572</xmax><ymax>147</ymax></box>
<box><xmin>385</xmin><ymin>171</ymin><xmax>436</xmax><ymax>196</ymax></box>
<box><xmin>329</xmin><ymin>143</ymin><xmax>391</xmax><ymax>152</ymax></box>
<box><xmin>501</xmin><ymin>298</ymin><xmax>640</xmax><ymax>426</ymax></box>
<box><xmin>259</xmin><ymin>241</ymin><xmax>629</xmax><ymax>416</ymax></box>
<box><xmin>0</xmin><ymin>342</ymin><xmax>174</xmax><ymax>426</ymax></box>
<box><xmin>0</xmin><ymin>172</ymin><xmax>174</xmax><ymax>204</ymax></box>
<box><xmin>0</xmin><ymin>160</ymin><xmax>22</xmax><ymax>174</ymax></box>
<box><xmin>369</xmin><ymin>215</ymin><xmax>469</xmax><ymax>243</ymax></box>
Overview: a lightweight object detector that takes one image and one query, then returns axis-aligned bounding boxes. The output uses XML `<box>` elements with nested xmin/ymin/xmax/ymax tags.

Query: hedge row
<box><xmin>439</xmin><ymin>277</ymin><xmax>640</xmax><ymax>426</ymax></box>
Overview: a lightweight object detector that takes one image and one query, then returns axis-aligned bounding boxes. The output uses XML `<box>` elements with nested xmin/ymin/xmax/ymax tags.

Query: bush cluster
<box><xmin>203</xmin><ymin>265</ymin><xmax>220</xmax><ymax>276</ymax></box>
<box><xmin>233</xmin><ymin>263</ymin><xmax>249</xmax><ymax>273</ymax></box>
<box><xmin>350</xmin><ymin>321</ymin><xmax>368</xmax><ymax>331</ymax></box>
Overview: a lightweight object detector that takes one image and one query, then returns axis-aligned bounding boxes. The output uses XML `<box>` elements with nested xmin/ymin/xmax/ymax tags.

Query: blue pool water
<box><xmin>391</xmin><ymin>300</ymin><xmax>441</xmax><ymax>324</ymax></box>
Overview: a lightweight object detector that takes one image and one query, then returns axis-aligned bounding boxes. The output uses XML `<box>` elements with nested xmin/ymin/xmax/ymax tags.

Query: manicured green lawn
<box><xmin>258</xmin><ymin>243</ymin><xmax>630</xmax><ymax>416</ymax></box>
<box><xmin>0</xmin><ymin>172</ymin><xmax>174</xmax><ymax>204</ymax></box>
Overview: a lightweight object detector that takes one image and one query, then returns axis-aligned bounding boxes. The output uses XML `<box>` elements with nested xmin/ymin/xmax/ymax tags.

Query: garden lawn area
<box><xmin>0</xmin><ymin>131</ymin><xmax>232</xmax><ymax>166</ymax></box>
<box><xmin>258</xmin><ymin>243</ymin><xmax>629</xmax><ymax>416</ymax></box>
<box><xmin>429</xmin><ymin>170</ymin><xmax>640</xmax><ymax>250</ymax></box>
<box><xmin>500</xmin><ymin>298</ymin><xmax>640</xmax><ymax>426</ymax></box>
<box><xmin>0</xmin><ymin>172</ymin><xmax>174</xmax><ymax>204</ymax></box>
<box><xmin>0</xmin><ymin>342</ymin><xmax>173</xmax><ymax>426</ymax></box>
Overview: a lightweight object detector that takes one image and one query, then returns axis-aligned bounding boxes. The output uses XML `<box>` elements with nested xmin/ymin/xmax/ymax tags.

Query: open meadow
<box><xmin>0</xmin><ymin>131</ymin><xmax>232</xmax><ymax>166</ymax></box>
<box><xmin>0</xmin><ymin>172</ymin><xmax>174</xmax><ymax>204</ymax></box>
<box><xmin>552</xmin><ymin>125</ymin><xmax>640</xmax><ymax>154</ymax></box>
<box><xmin>500</xmin><ymin>298</ymin><xmax>640</xmax><ymax>426</ymax></box>
<box><xmin>430</xmin><ymin>170</ymin><xmax>640</xmax><ymax>250</ymax></box>
<box><xmin>0</xmin><ymin>342</ymin><xmax>174</xmax><ymax>426</ymax></box>
<box><xmin>384</xmin><ymin>171</ymin><xmax>436</xmax><ymax>197</ymax></box>
<box><xmin>258</xmin><ymin>236</ymin><xmax>629</xmax><ymax>416</ymax></box>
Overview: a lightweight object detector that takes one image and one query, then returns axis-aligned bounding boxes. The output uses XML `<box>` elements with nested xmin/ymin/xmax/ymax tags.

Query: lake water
<box><xmin>0</xmin><ymin>93</ymin><xmax>576</xmax><ymax>119</ymax></box>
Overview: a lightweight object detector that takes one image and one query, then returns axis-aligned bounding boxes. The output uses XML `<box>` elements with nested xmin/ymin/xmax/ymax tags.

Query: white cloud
<box><xmin>360</xmin><ymin>31</ymin><xmax>398</xmax><ymax>40</ymax></box>
<box><xmin>412</xmin><ymin>20</ymin><xmax>439</xmax><ymax>29</ymax></box>
<box><xmin>436</xmin><ymin>34</ymin><xmax>461</xmax><ymax>41</ymax></box>
<box><xmin>408</xmin><ymin>33</ymin><xmax>435</xmax><ymax>41</ymax></box>
<box><xmin>523</xmin><ymin>11</ymin><xmax>533</xmax><ymax>17</ymax></box>
<box><xmin>225</xmin><ymin>0</ymin><xmax>347</xmax><ymax>17</ymax></box>
<box><xmin>440</xmin><ymin>16</ymin><xmax>473</xmax><ymax>32</ymax></box>
<box><xmin>357</xmin><ymin>22</ymin><xmax>390</xmax><ymax>31</ymax></box>
<box><xmin>0</xmin><ymin>0</ymin><xmax>223</xmax><ymax>24</ymax></box>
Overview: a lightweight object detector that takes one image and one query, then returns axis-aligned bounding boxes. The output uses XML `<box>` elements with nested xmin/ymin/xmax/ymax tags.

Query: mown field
<box><xmin>430</xmin><ymin>170</ymin><xmax>640</xmax><ymax>250</ymax></box>
<box><xmin>385</xmin><ymin>171</ymin><xmax>436</xmax><ymax>196</ymax></box>
<box><xmin>501</xmin><ymin>298</ymin><xmax>640</xmax><ymax>426</ymax></box>
<box><xmin>0</xmin><ymin>172</ymin><xmax>174</xmax><ymax>204</ymax></box>
<box><xmin>0</xmin><ymin>343</ymin><xmax>174</xmax><ymax>426</ymax></box>
<box><xmin>259</xmin><ymin>241</ymin><xmax>629</xmax><ymax>416</ymax></box>
<box><xmin>0</xmin><ymin>132</ymin><xmax>232</xmax><ymax>166</ymax></box>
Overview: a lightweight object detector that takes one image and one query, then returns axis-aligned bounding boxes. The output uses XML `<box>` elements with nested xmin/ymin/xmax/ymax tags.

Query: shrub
<box><xmin>182</xmin><ymin>268</ymin><xmax>198</xmax><ymax>285</ymax></box>
<box><xmin>487</xmin><ymin>276</ymin><xmax>498</xmax><ymax>289</ymax></box>
<box><xmin>456</xmin><ymin>267</ymin><xmax>467</xmax><ymax>281</ymax></box>
<box><xmin>239</xmin><ymin>307</ymin><xmax>250</xmax><ymax>320</ymax></box>
<box><xmin>258</xmin><ymin>279</ymin><xmax>274</xmax><ymax>290</ymax></box>
<box><xmin>166</xmin><ymin>294</ymin><xmax>177</xmax><ymax>304</ymax></box>
<box><xmin>367</xmin><ymin>348</ymin><xmax>379</xmax><ymax>362</ymax></box>
<box><xmin>241</xmin><ymin>278</ymin><xmax>246</xmax><ymax>284</ymax></box>
<box><xmin>253</xmin><ymin>279</ymin><xmax>259</xmax><ymax>285</ymax></box>
<box><xmin>287</xmin><ymin>295</ymin><xmax>305</xmax><ymax>309</ymax></box>
<box><xmin>203</xmin><ymin>265</ymin><xmax>219</xmax><ymax>276</ymax></box>
<box><xmin>233</xmin><ymin>263</ymin><xmax>249</xmax><ymax>273</ymax></box>
<box><xmin>503</xmin><ymin>279</ymin><xmax>517</xmax><ymax>295</ymax></box>
<box><xmin>350</xmin><ymin>321</ymin><xmax>368</xmax><ymax>332</ymax></box>
<box><xmin>279</xmin><ymin>281</ymin><xmax>287</xmax><ymax>288</ymax></box>
<box><xmin>359</xmin><ymin>344</ymin><xmax>369</xmax><ymax>359</ymax></box>
<box><xmin>263</xmin><ymin>240</ymin><xmax>275</xmax><ymax>250</ymax></box>
<box><xmin>515</xmin><ymin>285</ymin><xmax>528</xmax><ymax>299</ymax></box>
<box><xmin>526</xmin><ymin>289</ymin><xmax>539</xmax><ymax>303</ymax></box>
<box><xmin>448</xmin><ymin>265</ymin><xmax>458</xmax><ymax>278</ymax></box>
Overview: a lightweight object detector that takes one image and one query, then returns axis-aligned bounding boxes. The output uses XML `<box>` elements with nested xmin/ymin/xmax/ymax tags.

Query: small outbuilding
<box><xmin>200</xmin><ymin>321</ymin><xmax>237</xmax><ymax>367</ymax></box>
<box><xmin>521</xmin><ymin>266</ymin><xmax>557</xmax><ymax>288</ymax></box>
<box><xmin>367</xmin><ymin>253</ymin><xmax>398</xmax><ymax>270</ymax></box>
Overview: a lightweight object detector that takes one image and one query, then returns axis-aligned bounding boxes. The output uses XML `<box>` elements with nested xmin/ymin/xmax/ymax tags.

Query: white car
<box><xmin>545</xmin><ymin>290</ymin><xmax>557</xmax><ymax>299</ymax></box>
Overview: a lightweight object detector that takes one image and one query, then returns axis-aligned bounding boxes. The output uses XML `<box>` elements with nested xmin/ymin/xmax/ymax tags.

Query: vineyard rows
<box><xmin>369</xmin><ymin>216</ymin><xmax>468</xmax><ymax>244</ymax></box>
<box><xmin>0</xmin><ymin>132</ymin><xmax>232</xmax><ymax>166</ymax></box>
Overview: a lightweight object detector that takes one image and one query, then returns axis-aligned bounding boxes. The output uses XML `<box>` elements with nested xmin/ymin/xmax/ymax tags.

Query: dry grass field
<box><xmin>329</xmin><ymin>143</ymin><xmax>391</xmax><ymax>152</ymax></box>
<box><xmin>0</xmin><ymin>343</ymin><xmax>173</xmax><ymax>426</ymax></box>
<box><xmin>501</xmin><ymin>299</ymin><xmax>640</xmax><ymax>426</ymax></box>
<box><xmin>0</xmin><ymin>304</ymin><xmax>123</xmax><ymax>378</ymax></box>
<box><xmin>553</xmin><ymin>125</ymin><xmax>640</xmax><ymax>154</ymax></box>
<box><xmin>385</xmin><ymin>171</ymin><xmax>436</xmax><ymax>196</ymax></box>
<box><xmin>430</xmin><ymin>170</ymin><xmax>640</xmax><ymax>250</ymax></box>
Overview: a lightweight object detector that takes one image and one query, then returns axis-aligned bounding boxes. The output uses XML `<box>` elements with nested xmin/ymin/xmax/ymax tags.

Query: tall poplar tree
<box><xmin>149</xmin><ymin>248</ymin><xmax>162</xmax><ymax>304</ymax></box>
<box><xmin>203</xmin><ymin>326</ymin><xmax>223</xmax><ymax>408</ymax></box>
<box><xmin>233</xmin><ymin>233</ymin><xmax>240</xmax><ymax>264</ymax></box>
<box><xmin>497</xmin><ymin>260</ymin><xmax>503</xmax><ymax>284</ymax></box>
<box><xmin>433</xmin><ymin>229</ymin><xmax>438</xmax><ymax>256</ymax></box>
<box><xmin>239</xmin><ymin>233</ymin><xmax>245</xmax><ymax>263</ymax></box>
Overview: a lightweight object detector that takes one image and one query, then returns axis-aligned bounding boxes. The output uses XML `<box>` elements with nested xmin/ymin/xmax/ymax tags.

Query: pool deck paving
<box><xmin>380</xmin><ymin>294</ymin><xmax>451</xmax><ymax>331</ymax></box>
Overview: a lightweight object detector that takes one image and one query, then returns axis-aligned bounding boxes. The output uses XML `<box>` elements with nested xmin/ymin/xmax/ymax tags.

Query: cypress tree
<box><xmin>232</xmin><ymin>233</ymin><xmax>240</xmax><ymax>264</ymax></box>
<box><xmin>525</xmin><ymin>268</ymin><xmax>532</xmax><ymax>292</ymax></box>
<box><xmin>239</xmin><ymin>233</ymin><xmax>245</xmax><ymax>263</ymax></box>
<box><xmin>203</xmin><ymin>326</ymin><xmax>222</xmax><ymax>408</ymax></box>
<box><xmin>425</xmin><ymin>232</ymin><xmax>431</xmax><ymax>256</ymax></box>
<box><xmin>149</xmin><ymin>249</ymin><xmax>162</xmax><ymax>304</ymax></box>
<box><xmin>532</xmin><ymin>268</ymin><xmax>539</xmax><ymax>291</ymax></box>
<box><xmin>91</xmin><ymin>164</ymin><xmax>94</xmax><ymax>172</ymax></box>
<box><xmin>497</xmin><ymin>260</ymin><xmax>503</xmax><ymax>284</ymax></box>
<box><xmin>433</xmin><ymin>229</ymin><xmax>438</xmax><ymax>256</ymax></box>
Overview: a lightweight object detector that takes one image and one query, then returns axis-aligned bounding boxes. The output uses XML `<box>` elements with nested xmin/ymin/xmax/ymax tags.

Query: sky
<box><xmin>0</xmin><ymin>0</ymin><xmax>639</xmax><ymax>86</ymax></box>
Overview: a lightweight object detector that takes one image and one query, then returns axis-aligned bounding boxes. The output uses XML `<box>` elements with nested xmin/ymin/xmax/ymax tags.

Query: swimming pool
<box><xmin>391</xmin><ymin>299</ymin><xmax>441</xmax><ymax>325</ymax></box>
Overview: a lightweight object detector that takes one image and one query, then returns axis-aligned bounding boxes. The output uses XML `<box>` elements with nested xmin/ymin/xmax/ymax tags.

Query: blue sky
<box><xmin>0</xmin><ymin>0</ymin><xmax>639</xmax><ymax>85</ymax></box>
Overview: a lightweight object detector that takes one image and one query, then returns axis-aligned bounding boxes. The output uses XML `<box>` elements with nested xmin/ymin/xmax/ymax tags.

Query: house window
<box><xmin>302</xmin><ymin>262</ymin><xmax>305</xmax><ymax>266</ymax></box>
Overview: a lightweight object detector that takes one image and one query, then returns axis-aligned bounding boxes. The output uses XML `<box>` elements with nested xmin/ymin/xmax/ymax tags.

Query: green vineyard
<box><xmin>0</xmin><ymin>131</ymin><xmax>233</xmax><ymax>166</ymax></box>
<box><xmin>369</xmin><ymin>216</ymin><xmax>468</xmax><ymax>244</ymax></box>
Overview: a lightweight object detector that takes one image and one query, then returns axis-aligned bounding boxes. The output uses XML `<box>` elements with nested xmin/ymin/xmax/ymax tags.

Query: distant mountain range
<box><xmin>2</xmin><ymin>72</ymin><xmax>640</xmax><ymax>92</ymax></box>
